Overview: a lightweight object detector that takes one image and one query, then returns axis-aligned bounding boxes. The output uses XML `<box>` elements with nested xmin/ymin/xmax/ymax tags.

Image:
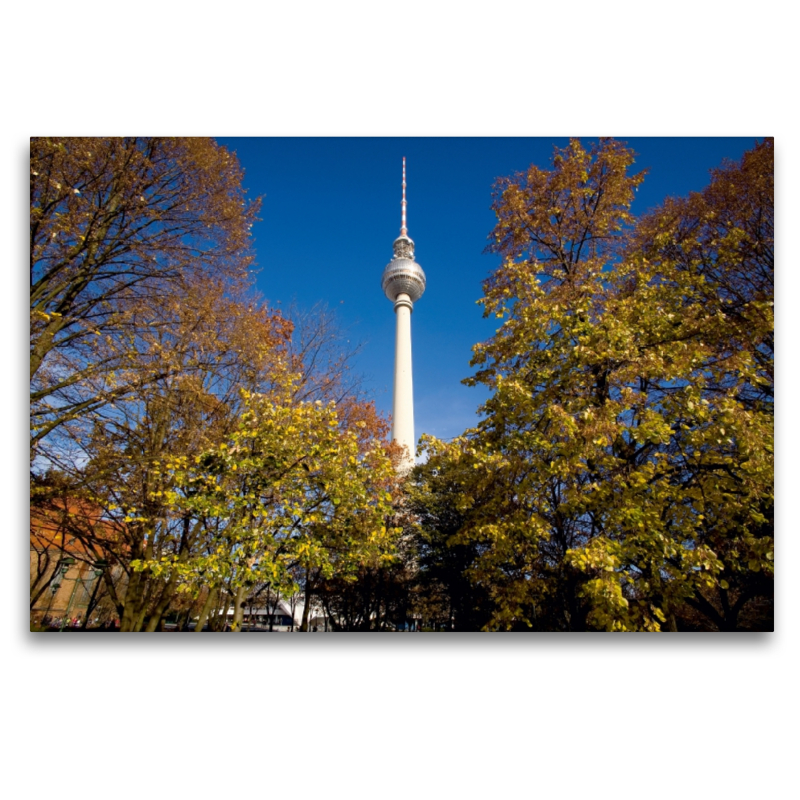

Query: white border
<box><xmin>5</xmin><ymin>3</ymin><xmax>796</xmax><ymax>798</ymax></box>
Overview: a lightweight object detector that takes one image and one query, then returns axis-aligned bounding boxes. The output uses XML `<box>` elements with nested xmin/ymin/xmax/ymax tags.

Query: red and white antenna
<box><xmin>400</xmin><ymin>157</ymin><xmax>408</xmax><ymax>237</ymax></box>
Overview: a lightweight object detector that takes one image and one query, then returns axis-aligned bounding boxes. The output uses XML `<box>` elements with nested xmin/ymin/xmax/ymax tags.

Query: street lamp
<box><xmin>42</xmin><ymin>577</ymin><xmax>61</xmax><ymax>628</ymax></box>
<box><xmin>58</xmin><ymin>558</ymin><xmax>105</xmax><ymax>632</ymax></box>
<box><xmin>80</xmin><ymin>559</ymin><xmax>107</xmax><ymax>630</ymax></box>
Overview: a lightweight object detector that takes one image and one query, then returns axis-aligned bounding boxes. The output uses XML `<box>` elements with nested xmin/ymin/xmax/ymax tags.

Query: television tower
<box><xmin>381</xmin><ymin>158</ymin><xmax>426</xmax><ymax>471</ymax></box>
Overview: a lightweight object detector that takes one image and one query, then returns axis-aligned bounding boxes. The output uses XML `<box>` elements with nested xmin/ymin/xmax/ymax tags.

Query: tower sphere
<box><xmin>382</xmin><ymin>235</ymin><xmax>426</xmax><ymax>303</ymax></box>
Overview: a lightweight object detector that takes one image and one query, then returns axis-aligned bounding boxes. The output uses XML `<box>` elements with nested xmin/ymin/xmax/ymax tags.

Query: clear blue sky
<box><xmin>216</xmin><ymin>137</ymin><xmax>760</xmax><ymax>444</ymax></box>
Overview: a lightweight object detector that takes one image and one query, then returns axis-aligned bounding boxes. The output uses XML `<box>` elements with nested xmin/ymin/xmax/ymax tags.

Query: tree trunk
<box><xmin>230</xmin><ymin>585</ymin><xmax>247</xmax><ymax>632</ymax></box>
<box><xmin>120</xmin><ymin>571</ymin><xmax>146</xmax><ymax>632</ymax></box>
<box><xmin>266</xmin><ymin>585</ymin><xmax>275</xmax><ymax>632</ymax></box>
<box><xmin>300</xmin><ymin>568</ymin><xmax>312</xmax><ymax>631</ymax></box>
<box><xmin>144</xmin><ymin>576</ymin><xmax>178</xmax><ymax>632</ymax></box>
<box><xmin>209</xmin><ymin>590</ymin><xmax>229</xmax><ymax>631</ymax></box>
<box><xmin>194</xmin><ymin>587</ymin><xmax>218</xmax><ymax>632</ymax></box>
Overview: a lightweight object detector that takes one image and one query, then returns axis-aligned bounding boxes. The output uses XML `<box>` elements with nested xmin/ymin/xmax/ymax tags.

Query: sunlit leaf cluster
<box><xmin>131</xmin><ymin>382</ymin><xmax>399</xmax><ymax>616</ymax></box>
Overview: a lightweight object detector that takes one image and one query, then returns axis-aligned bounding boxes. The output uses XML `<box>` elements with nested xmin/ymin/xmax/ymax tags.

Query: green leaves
<box><xmin>136</xmin><ymin>385</ymin><xmax>400</xmax><ymax>600</ymax></box>
<box><xmin>417</xmin><ymin>138</ymin><xmax>773</xmax><ymax>632</ymax></box>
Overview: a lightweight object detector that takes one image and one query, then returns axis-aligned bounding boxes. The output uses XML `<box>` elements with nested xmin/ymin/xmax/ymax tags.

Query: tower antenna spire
<box><xmin>401</xmin><ymin>157</ymin><xmax>407</xmax><ymax>237</ymax></box>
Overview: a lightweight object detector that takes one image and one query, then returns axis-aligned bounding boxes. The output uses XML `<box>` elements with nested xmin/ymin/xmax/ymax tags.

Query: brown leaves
<box><xmin>425</xmin><ymin>138</ymin><xmax>773</xmax><ymax>631</ymax></box>
<box><xmin>486</xmin><ymin>138</ymin><xmax>646</xmax><ymax>286</ymax></box>
<box><xmin>30</xmin><ymin>137</ymin><xmax>261</xmax><ymax>449</ymax></box>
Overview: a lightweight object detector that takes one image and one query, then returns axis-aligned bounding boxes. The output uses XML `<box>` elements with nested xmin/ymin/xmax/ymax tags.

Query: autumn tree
<box><xmin>285</xmin><ymin>301</ymin><xmax>365</xmax><ymax>406</ymax></box>
<box><xmin>405</xmin><ymin>458</ymin><xmax>493</xmax><ymax>631</ymax></box>
<box><xmin>30</xmin><ymin>137</ymin><xmax>405</xmax><ymax>633</ymax></box>
<box><xmin>417</xmin><ymin>138</ymin><xmax>773</xmax><ymax>631</ymax></box>
<box><xmin>30</xmin><ymin>136</ymin><xmax>287</xmax><ymax>631</ymax></box>
<box><xmin>314</xmin><ymin>559</ymin><xmax>414</xmax><ymax>631</ymax></box>
<box><xmin>133</xmin><ymin>380</ymin><xmax>400</xmax><ymax>632</ymax></box>
<box><xmin>40</xmin><ymin>281</ymin><xmax>291</xmax><ymax>631</ymax></box>
<box><xmin>30</xmin><ymin>137</ymin><xmax>259</xmax><ymax>453</ymax></box>
<box><xmin>38</xmin><ymin>283</ymin><xmax>399</xmax><ymax>631</ymax></box>
<box><xmin>620</xmin><ymin>139</ymin><xmax>774</xmax><ymax>630</ymax></box>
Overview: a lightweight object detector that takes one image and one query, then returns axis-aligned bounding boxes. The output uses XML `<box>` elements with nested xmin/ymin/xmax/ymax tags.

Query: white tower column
<box><xmin>392</xmin><ymin>293</ymin><xmax>415</xmax><ymax>465</ymax></box>
<box><xmin>381</xmin><ymin>158</ymin><xmax>426</xmax><ymax>473</ymax></box>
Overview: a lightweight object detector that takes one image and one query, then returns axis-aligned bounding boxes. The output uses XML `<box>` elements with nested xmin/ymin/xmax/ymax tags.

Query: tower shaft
<box><xmin>392</xmin><ymin>293</ymin><xmax>415</xmax><ymax>466</ymax></box>
<box><xmin>381</xmin><ymin>158</ymin><xmax>426</xmax><ymax>473</ymax></box>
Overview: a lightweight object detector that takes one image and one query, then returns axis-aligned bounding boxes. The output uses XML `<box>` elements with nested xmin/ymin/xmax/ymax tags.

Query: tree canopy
<box><xmin>414</xmin><ymin>138</ymin><xmax>773</xmax><ymax>631</ymax></box>
<box><xmin>30</xmin><ymin>137</ymin><xmax>259</xmax><ymax>451</ymax></box>
<box><xmin>30</xmin><ymin>138</ymin><xmax>403</xmax><ymax>632</ymax></box>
